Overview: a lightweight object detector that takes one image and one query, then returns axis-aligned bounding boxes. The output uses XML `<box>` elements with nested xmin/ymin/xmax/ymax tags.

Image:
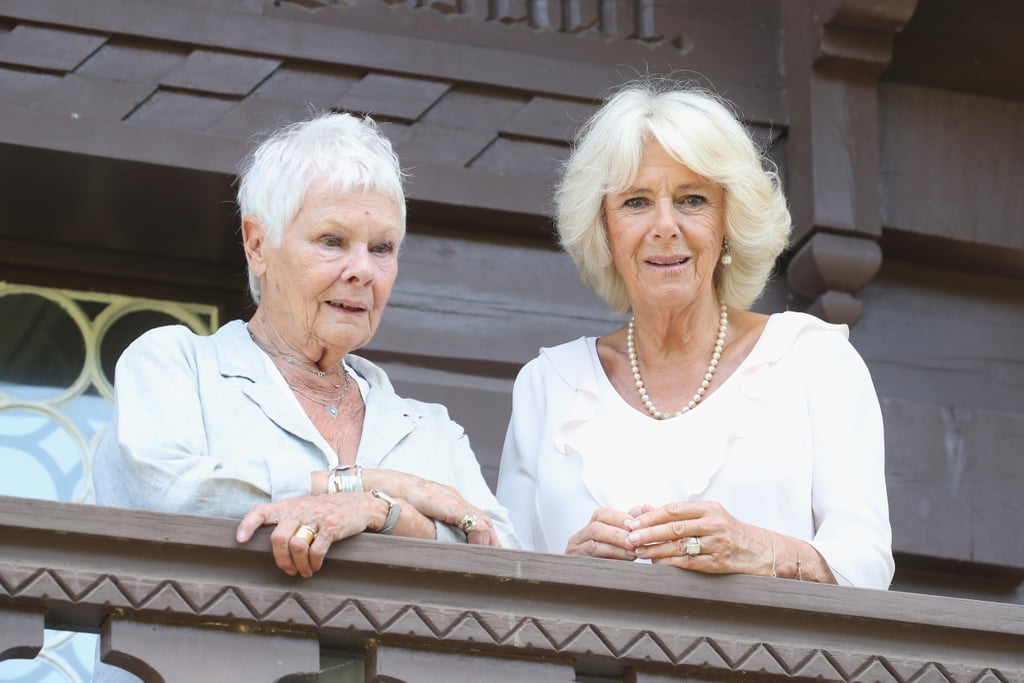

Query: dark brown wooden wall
<box><xmin>0</xmin><ymin>0</ymin><xmax>1021</xmax><ymax>601</ymax></box>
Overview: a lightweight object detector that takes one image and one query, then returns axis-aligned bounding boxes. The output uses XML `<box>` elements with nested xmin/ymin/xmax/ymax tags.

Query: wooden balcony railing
<box><xmin>1</xmin><ymin>495</ymin><xmax>1022</xmax><ymax>682</ymax></box>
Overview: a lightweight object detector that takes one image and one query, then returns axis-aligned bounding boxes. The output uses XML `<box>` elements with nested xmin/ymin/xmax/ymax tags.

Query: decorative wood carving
<box><xmin>0</xmin><ymin>0</ymin><xmax>783</xmax><ymax>240</ymax></box>
<box><xmin>782</xmin><ymin>0</ymin><xmax>919</xmax><ymax>326</ymax></box>
<box><xmin>1</xmin><ymin>497</ymin><xmax>1021</xmax><ymax>682</ymax></box>
<box><xmin>287</xmin><ymin>0</ymin><xmax>667</xmax><ymax>42</ymax></box>
<box><xmin>787</xmin><ymin>231</ymin><xmax>882</xmax><ymax>325</ymax></box>
<box><xmin>817</xmin><ymin>0</ymin><xmax>920</xmax><ymax>78</ymax></box>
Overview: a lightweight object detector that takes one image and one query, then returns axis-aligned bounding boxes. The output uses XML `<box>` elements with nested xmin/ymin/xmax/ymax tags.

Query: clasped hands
<box><xmin>235</xmin><ymin>468</ymin><xmax>499</xmax><ymax>578</ymax></box>
<box><xmin>566</xmin><ymin>500</ymin><xmax>772</xmax><ymax>575</ymax></box>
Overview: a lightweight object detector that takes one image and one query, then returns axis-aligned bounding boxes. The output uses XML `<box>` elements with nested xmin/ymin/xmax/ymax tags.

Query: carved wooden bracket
<box><xmin>816</xmin><ymin>0</ymin><xmax>921</xmax><ymax>77</ymax></box>
<box><xmin>787</xmin><ymin>232</ymin><xmax>882</xmax><ymax>326</ymax></box>
<box><xmin>783</xmin><ymin>0</ymin><xmax>920</xmax><ymax>325</ymax></box>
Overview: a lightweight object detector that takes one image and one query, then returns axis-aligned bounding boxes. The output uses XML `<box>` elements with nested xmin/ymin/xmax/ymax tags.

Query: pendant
<box><xmin>325</xmin><ymin>405</ymin><xmax>338</xmax><ymax>418</ymax></box>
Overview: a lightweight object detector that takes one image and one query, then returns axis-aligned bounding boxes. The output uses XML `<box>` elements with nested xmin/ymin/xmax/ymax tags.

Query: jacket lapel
<box><xmin>213</xmin><ymin>322</ymin><xmax>419</xmax><ymax>468</ymax></box>
<box><xmin>214</xmin><ymin>320</ymin><xmax>327</xmax><ymax>450</ymax></box>
<box><xmin>347</xmin><ymin>355</ymin><xmax>420</xmax><ymax>469</ymax></box>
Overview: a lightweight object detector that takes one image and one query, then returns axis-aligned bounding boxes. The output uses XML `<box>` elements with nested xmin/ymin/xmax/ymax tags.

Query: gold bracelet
<box><xmin>767</xmin><ymin>530</ymin><xmax>777</xmax><ymax>578</ymax></box>
<box><xmin>797</xmin><ymin>548</ymin><xmax>804</xmax><ymax>581</ymax></box>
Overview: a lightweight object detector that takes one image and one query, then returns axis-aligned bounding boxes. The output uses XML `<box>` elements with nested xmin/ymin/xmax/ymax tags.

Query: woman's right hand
<box><xmin>364</xmin><ymin>469</ymin><xmax>501</xmax><ymax>547</ymax></box>
<box><xmin>565</xmin><ymin>507</ymin><xmax>637</xmax><ymax>560</ymax></box>
<box><xmin>237</xmin><ymin>492</ymin><xmax>385</xmax><ymax>578</ymax></box>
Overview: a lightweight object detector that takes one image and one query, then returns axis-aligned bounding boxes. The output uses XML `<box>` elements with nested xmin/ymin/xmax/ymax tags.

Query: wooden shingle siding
<box><xmin>0</xmin><ymin>23</ymin><xmax>106</xmax><ymax>72</ymax></box>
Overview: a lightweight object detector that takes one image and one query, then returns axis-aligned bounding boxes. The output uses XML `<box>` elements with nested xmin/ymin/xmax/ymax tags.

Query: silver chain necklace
<box><xmin>248</xmin><ymin>326</ymin><xmax>353</xmax><ymax>417</ymax></box>
<box><xmin>627</xmin><ymin>303</ymin><xmax>728</xmax><ymax>420</ymax></box>
<box><xmin>285</xmin><ymin>374</ymin><xmax>352</xmax><ymax>419</ymax></box>
<box><xmin>248</xmin><ymin>326</ymin><xmax>338</xmax><ymax>378</ymax></box>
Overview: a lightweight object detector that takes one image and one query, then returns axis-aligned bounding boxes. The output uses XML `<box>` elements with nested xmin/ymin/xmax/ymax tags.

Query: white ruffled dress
<box><xmin>496</xmin><ymin>311</ymin><xmax>894</xmax><ymax>589</ymax></box>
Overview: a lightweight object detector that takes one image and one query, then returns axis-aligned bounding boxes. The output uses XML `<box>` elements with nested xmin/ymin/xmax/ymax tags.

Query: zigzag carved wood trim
<box><xmin>0</xmin><ymin>563</ymin><xmax>1012</xmax><ymax>682</ymax></box>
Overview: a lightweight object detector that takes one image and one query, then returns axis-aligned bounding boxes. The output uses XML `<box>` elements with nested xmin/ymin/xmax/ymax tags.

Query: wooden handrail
<box><xmin>1</xmin><ymin>495</ymin><xmax>1021</xmax><ymax>682</ymax></box>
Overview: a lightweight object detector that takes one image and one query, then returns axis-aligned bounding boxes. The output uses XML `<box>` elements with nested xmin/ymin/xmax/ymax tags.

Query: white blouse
<box><xmin>496</xmin><ymin>311</ymin><xmax>894</xmax><ymax>589</ymax></box>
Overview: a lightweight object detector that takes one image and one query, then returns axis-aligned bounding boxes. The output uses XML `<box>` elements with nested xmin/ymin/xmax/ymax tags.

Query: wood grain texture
<box><xmin>159</xmin><ymin>49</ymin><xmax>281</xmax><ymax>97</ymax></box>
<box><xmin>28</xmin><ymin>73</ymin><xmax>156</xmax><ymax>120</ymax></box>
<box><xmin>336</xmin><ymin>73</ymin><xmax>450</xmax><ymax>122</ymax></box>
<box><xmin>854</xmin><ymin>260</ymin><xmax>1024</xmax><ymax>570</ymax></box>
<box><xmin>880</xmin><ymin>83</ymin><xmax>1024</xmax><ymax>250</ymax></box>
<box><xmin>102</xmin><ymin>618</ymin><xmax>320</xmax><ymax>683</ymax></box>
<box><xmin>883</xmin><ymin>396</ymin><xmax>1024</xmax><ymax>569</ymax></box>
<box><xmin>369</xmin><ymin>230</ymin><xmax>621</xmax><ymax>366</ymax></box>
<box><xmin>0</xmin><ymin>606</ymin><xmax>44</xmax><ymax>661</ymax></box>
<box><xmin>75</xmin><ymin>37</ymin><xmax>190</xmax><ymax>83</ymax></box>
<box><xmin>0</xmin><ymin>23</ymin><xmax>107</xmax><ymax>72</ymax></box>
<box><xmin>1</xmin><ymin>495</ymin><xmax>1023</xmax><ymax>681</ymax></box>
<box><xmin>886</xmin><ymin>0</ymin><xmax>1024</xmax><ymax>102</ymax></box>
<box><xmin>854</xmin><ymin>261</ymin><xmax>1024</xmax><ymax>413</ymax></box>
<box><xmin>368</xmin><ymin>645</ymin><xmax>575</xmax><ymax>683</ymax></box>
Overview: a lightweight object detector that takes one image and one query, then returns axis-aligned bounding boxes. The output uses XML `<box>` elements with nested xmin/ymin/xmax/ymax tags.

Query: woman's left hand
<box><xmin>236</xmin><ymin>493</ymin><xmax>380</xmax><ymax>578</ymax></box>
<box><xmin>366</xmin><ymin>469</ymin><xmax>502</xmax><ymax>547</ymax></box>
<box><xmin>625</xmin><ymin>501</ymin><xmax>773</xmax><ymax>576</ymax></box>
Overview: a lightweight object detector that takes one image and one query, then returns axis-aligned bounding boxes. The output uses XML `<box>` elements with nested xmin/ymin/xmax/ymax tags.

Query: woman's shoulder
<box><xmin>129</xmin><ymin>319</ymin><xmax>241</xmax><ymax>347</ymax></box>
<box><xmin>767</xmin><ymin>310</ymin><xmax>848</xmax><ymax>335</ymax></box>
<box><xmin>121</xmin><ymin>322</ymin><xmax>204</xmax><ymax>360</ymax></box>
<box><xmin>518</xmin><ymin>336</ymin><xmax>596</xmax><ymax>390</ymax></box>
<box><xmin>116</xmin><ymin>321</ymin><xmax>251</xmax><ymax>383</ymax></box>
<box><xmin>123</xmin><ymin>319</ymin><xmax>242</xmax><ymax>359</ymax></box>
<box><xmin>535</xmin><ymin>335</ymin><xmax>592</xmax><ymax>367</ymax></box>
<box><xmin>751</xmin><ymin>310</ymin><xmax>867</xmax><ymax>371</ymax></box>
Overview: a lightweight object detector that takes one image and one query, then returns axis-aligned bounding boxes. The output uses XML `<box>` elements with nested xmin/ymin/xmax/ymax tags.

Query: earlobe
<box><xmin>242</xmin><ymin>215</ymin><xmax>268</xmax><ymax>278</ymax></box>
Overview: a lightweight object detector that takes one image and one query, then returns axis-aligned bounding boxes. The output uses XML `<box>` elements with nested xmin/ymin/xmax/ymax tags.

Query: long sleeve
<box><xmin>494</xmin><ymin>318</ymin><xmax>894</xmax><ymax>589</ymax></box>
<box><xmin>799</xmin><ymin>330</ymin><xmax>895</xmax><ymax>588</ymax></box>
<box><xmin>497</xmin><ymin>357</ymin><xmax>555</xmax><ymax>552</ymax></box>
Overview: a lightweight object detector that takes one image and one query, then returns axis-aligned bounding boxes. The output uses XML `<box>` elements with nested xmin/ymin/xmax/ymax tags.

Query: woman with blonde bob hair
<box><xmin>497</xmin><ymin>79</ymin><xmax>894</xmax><ymax>589</ymax></box>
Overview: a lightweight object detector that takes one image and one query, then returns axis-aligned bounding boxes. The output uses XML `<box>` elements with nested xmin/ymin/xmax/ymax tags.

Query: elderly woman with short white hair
<box><xmin>94</xmin><ymin>112</ymin><xmax>518</xmax><ymax>586</ymax></box>
<box><xmin>497</xmin><ymin>79</ymin><xmax>893</xmax><ymax>589</ymax></box>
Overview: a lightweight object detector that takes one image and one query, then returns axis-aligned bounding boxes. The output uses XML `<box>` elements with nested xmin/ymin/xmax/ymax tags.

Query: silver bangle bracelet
<box><xmin>328</xmin><ymin>464</ymin><xmax>363</xmax><ymax>494</ymax></box>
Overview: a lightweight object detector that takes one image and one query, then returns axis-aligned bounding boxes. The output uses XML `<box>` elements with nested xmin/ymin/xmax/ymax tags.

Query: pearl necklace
<box><xmin>627</xmin><ymin>303</ymin><xmax>728</xmax><ymax>420</ymax></box>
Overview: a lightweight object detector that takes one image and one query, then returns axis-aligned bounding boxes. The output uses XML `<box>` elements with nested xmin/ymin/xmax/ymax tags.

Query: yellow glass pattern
<box><xmin>0</xmin><ymin>281</ymin><xmax>218</xmax><ymax>682</ymax></box>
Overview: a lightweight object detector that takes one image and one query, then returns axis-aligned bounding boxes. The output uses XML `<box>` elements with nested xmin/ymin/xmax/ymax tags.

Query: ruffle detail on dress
<box><xmin>539</xmin><ymin>312</ymin><xmax>846</xmax><ymax>511</ymax></box>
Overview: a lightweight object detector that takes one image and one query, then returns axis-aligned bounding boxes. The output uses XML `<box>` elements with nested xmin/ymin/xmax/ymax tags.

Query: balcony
<box><xmin>1</xmin><ymin>495</ymin><xmax>1021</xmax><ymax>682</ymax></box>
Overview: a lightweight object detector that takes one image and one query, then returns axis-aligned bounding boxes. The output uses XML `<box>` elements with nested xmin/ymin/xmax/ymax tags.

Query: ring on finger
<box><xmin>293</xmin><ymin>524</ymin><xmax>318</xmax><ymax>545</ymax></box>
<box><xmin>458</xmin><ymin>513</ymin><xmax>478</xmax><ymax>535</ymax></box>
<box><xmin>684</xmin><ymin>536</ymin><xmax>701</xmax><ymax>557</ymax></box>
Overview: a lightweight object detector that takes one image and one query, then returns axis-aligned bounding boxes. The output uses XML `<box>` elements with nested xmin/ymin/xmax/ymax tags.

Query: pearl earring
<box><xmin>720</xmin><ymin>238</ymin><xmax>733</xmax><ymax>266</ymax></box>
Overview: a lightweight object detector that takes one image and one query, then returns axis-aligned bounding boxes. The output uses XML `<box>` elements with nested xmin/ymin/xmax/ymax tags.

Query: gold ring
<box><xmin>458</xmin><ymin>513</ymin><xmax>478</xmax><ymax>535</ymax></box>
<box><xmin>684</xmin><ymin>536</ymin><xmax>701</xmax><ymax>557</ymax></box>
<box><xmin>293</xmin><ymin>524</ymin><xmax>317</xmax><ymax>545</ymax></box>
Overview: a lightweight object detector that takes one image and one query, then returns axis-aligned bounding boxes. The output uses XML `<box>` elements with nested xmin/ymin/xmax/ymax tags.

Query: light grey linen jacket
<box><xmin>93</xmin><ymin>319</ymin><xmax>517</xmax><ymax>681</ymax></box>
<box><xmin>93</xmin><ymin>319</ymin><xmax>519</xmax><ymax>547</ymax></box>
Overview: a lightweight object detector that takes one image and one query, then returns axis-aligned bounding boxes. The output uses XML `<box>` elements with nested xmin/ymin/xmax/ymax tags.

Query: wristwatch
<box><xmin>369</xmin><ymin>488</ymin><xmax>401</xmax><ymax>535</ymax></box>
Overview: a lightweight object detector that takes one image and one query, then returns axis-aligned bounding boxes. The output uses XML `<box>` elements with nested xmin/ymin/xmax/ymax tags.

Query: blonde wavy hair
<box><xmin>555</xmin><ymin>78</ymin><xmax>791</xmax><ymax>313</ymax></box>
